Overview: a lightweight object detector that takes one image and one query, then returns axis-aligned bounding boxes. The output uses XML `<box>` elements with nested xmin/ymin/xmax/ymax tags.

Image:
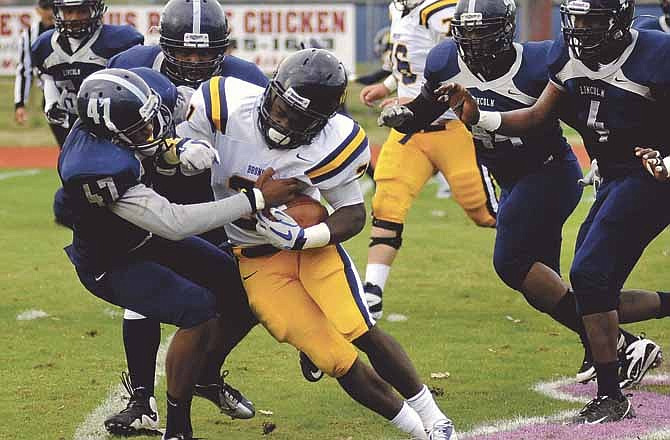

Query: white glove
<box><xmin>377</xmin><ymin>104</ymin><xmax>414</xmax><ymax>128</ymax></box>
<box><xmin>45</xmin><ymin>103</ymin><xmax>70</xmax><ymax>128</ymax></box>
<box><xmin>179</xmin><ymin>139</ymin><xmax>220</xmax><ymax>176</ymax></box>
<box><xmin>578</xmin><ymin>159</ymin><xmax>602</xmax><ymax>192</ymax></box>
<box><xmin>174</xmin><ymin>86</ymin><xmax>195</xmax><ymax>124</ymax></box>
<box><xmin>255</xmin><ymin>208</ymin><xmax>306</xmax><ymax>250</ymax></box>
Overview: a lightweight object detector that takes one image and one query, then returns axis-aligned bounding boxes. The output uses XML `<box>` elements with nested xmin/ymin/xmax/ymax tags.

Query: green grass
<box><xmin>1</xmin><ymin>168</ymin><xmax>669</xmax><ymax>440</ymax></box>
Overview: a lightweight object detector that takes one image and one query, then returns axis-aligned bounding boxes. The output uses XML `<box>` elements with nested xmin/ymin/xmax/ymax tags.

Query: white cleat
<box><xmin>428</xmin><ymin>419</ymin><xmax>458</xmax><ymax>440</ymax></box>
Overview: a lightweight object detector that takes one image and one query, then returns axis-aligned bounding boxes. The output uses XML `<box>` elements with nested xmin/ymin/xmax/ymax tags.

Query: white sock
<box><xmin>436</xmin><ymin>172</ymin><xmax>450</xmax><ymax>189</ymax></box>
<box><xmin>365</xmin><ymin>263</ymin><xmax>391</xmax><ymax>291</ymax></box>
<box><xmin>390</xmin><ymin>401</ymin><xmax>428</xmax><ymax>440</ymax></box>
<box><xmin>407</xmin><ymin>385</ymin><xmax>448</xmax><ymax>431</ymax></box>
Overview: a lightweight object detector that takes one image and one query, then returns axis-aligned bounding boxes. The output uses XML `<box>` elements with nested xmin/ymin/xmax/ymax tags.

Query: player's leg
<box><xmin>301</xmin><ymin>245</ymin><xmax>455</xmax><ymax>437</ymax></box>
<box><xmin>427</xmin><ymin>120</ymin><xmax>497</xmax><ymax>227</ymax></box>
<box><xmin>366</xmin><ymin>129</ymin><xmax>436</xmax><ymax>319</ymax></box>
<box><xmin>570</xmin><ymin>175</ymin><xmax>670</xmax><ymax>423</ymax></box>
<box><xmin>238</xmin><ymin>251</ymin><xmax>432</xmax><ymax>439</ymax></box>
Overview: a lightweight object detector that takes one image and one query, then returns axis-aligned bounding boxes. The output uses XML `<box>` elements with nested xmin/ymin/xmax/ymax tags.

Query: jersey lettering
<box><xmin>83</xmin><ymin>177</ymin><xmax>119</xmax><ymax>207</ymax></box>
<box><xmin>586</xmin><ymin>100</ymin><xmax>610</xmax><ymax>143</ymax></box>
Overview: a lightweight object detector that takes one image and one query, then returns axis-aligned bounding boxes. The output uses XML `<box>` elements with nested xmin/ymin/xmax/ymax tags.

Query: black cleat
<box><xmin>299</xmin><ymin>351</ymin><xmax>323</xmax><ymax>383</ymax></box>
<box><xmin>104</xmin><ymin>372</ymin><xmax>160</xmax><ymax>436</ymax></box>
<box><xmin>572</xmin><ymin>395</ymin><xmax>635</xmax><ymax>424</ymax></box>
<box><xmin>364</xmin><ymin>282</ymin><xmax>383</xmax><ymax>320</ymax></box>
<box><xmin>193</xmin><ymin>371</ymin><xmax>255</xmax><ymax>419</ymax></box>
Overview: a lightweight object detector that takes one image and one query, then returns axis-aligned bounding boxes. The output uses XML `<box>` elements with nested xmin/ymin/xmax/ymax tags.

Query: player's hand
<box><xmin>45</xmin><ymin>104</ymin><xmax>69</xmax><ymax>128</ymax></box>
<box><xmin>179</xmin><ymin>139</ymin><xmax>219</xmax><ymax>176</ymax></box>
<box><xmin>360</xmin><ymin>83</ymin><xmax>391</xmax><ymax>107</ymax></box>
<box><xmin>377</xmin><ymin>104</ymin><xmax>414</xmax><ymax>127</ymax></box>
<box><xmin>255</xmin><ymin>208</ymin><xmax>306</xmax><ymax>250</ymax></box>
<box><xmin>174</xmin><ymin>86</ymin><xmax>195</xmax><ymax>124</ymax></box>
<box><xmin>635</xmin><ymin>147</ymin><xmax>670</xmax><ymax>182</ymax></box>
<box><xmin>578</xmin><ymin>159</ymin><xmax>602</xmax><ymax>192</ymax></box>
<box><xmin>15</xmin><ymin>107</ymin><xmax>27</xmax><ymax>125</ymax></box>
<box><xmin>434</xmin><ymin>82</ymin><xmax>480</xmax><ymax>126</ymax></box>
<box><xmin>254</xmin><ymin>167</ymin><xmax>300</xmax><ymax>207</ymax></box>
<box><xmin>379</xmin><ymin>96</ymin><xmax>412</xmax><ymax>108</ymax></box>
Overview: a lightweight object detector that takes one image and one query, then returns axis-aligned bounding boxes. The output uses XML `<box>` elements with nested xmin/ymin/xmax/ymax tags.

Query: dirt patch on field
<box><xmin>0</xmin><ymin>147</ymin><xmax>59</xmax><ymax>169</ymax></box>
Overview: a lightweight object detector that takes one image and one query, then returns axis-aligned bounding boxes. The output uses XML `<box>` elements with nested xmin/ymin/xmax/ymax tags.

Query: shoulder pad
<box><xmin>130</xmin><ymin>67</ymin><xmax>177</xmax><ymax>111</ymax></box>
<box><xmin>200</xmin><ymin>76</ymin><xmax>228</xmax><ymax>133</ymax></box>
<box><xmin>31</xmin><ymin>29</ymin><xmax>56</xmax><ymax>67</ymax></box>
<box><xmin>221</xmin><ymin>55</ymin><xmax>269</xmax><ymax>87</ymax></box>
<box><xmin>107</xmin><ymin>45</ymin><xmax>161</xmax><ymax>69</ymax></box>
<box><xmin>93</xmin><ymin>25</ymin><xmax>144</xmax><ymax>58</ymax></box>
<box><xmin>419</xmin><ymin>0</ymin><xmax>457</xmax><ymax>28</ymax></box>
<box><xmin>306</xmin><ymin>117</ymin><xmax>369</xmax><ymax>185</ymax></box>
<box><xmin>425</xmin><ymin>39</ymin><xmax>459</xmax><ymax>82</ymax></box>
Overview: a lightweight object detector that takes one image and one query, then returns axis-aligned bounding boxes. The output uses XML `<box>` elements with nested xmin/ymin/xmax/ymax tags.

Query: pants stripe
<box><xmin>335</xmin><ymin>244</ymin><xmax>375</xmax><ymax>328</ymax></box>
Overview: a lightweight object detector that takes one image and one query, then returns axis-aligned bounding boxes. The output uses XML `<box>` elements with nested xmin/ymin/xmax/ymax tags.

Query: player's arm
<box><xmin>109</xmin><ymin>169</ymin><xmax>298</xmax><ymax>240</ymax></box>
<box><xmin>435</xmin><ymin>80</ymin><xmax>564</xmax><ymax>135</ymax></box>
<box><xmin>14</xmin><ymin>28</ymin><xmax>32</xmax><ymax>124</ymax></box>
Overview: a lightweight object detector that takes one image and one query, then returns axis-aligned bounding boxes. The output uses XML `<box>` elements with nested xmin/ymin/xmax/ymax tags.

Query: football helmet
<box><xmin>662</xmin><ymin>0</ymin><xmax>670</xmax><ymax>18</ymax></box>
<box><xmin>76</xmin><ymin>69</ymin><xmax>173</xmax><ymax>155</ymax></box>
<box><xmin>258</xmin><ymin>49</ymin><xmax>347</xmax><ymax>150</ymax></box>
<box><xmin>452</xmin><ymin>0</ymin><xmax>517</xmax><ymax>73</ymax></box>
<box><xmin>560</xmin><ymin>0</ymin><xmax>634</xmax><ymax>64</ymax></box>
<box><xmin>53</xmin><ymin>0</ymin><xmax>105</xmax><ymax>38</ymax></box>
<box><xmin>393</xmin><ymin>0</ymin><xmax>424</xmax><ymax>13</ymax></box>
<box><xmin>159</xmin><ymin>0</ymin><xmax>230</xmax><ymax>88</ymax></box>
<box><xmin>372</xmin><ymin>26</ymin><xmax>392</xmax><ymax>61</ymax></box>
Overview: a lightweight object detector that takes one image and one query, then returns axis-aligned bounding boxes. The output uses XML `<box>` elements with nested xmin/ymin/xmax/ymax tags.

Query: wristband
<box><xmin>383</xmin><ymin>75</ymin><xmax>398</xmax><ymax>93</ymax></box>
<box><xmin>302</xmin><ymin>222</ymin><xmax>331</xmax><ymax>249</ymax></box>
<box><xmin>241</xmin><ymin>188</ymin><xmax>265</xmax><ymax>213</ymax></box>
<box><xmin>663</xmin><ymin>156</ymin><xmax>670</xmax><ymax>177</ymax></box>
<box><xmin>476</xmin><ymin>111</ymin><xmax>502</xmax><ymax>132</ymax></box>
<box><xmin>252</xmin><ymin>188</ymin><xmax>265</xmax><ymax>211</ymax></box>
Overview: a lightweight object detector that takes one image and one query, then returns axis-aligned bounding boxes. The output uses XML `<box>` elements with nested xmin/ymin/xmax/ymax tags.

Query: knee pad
<box><xmin>369</xmin><ymin>218</ymin><xmax>403</xmax><ymax>250</ymax></box>
<box><xmin>570</xmin><ymin>268</ymin><xmax>619</xmax><ymax>315</ymax></box>
<box><xmin>493</xmin><ymin>252</ymin><xmax>532</xmax><ymax>292</ymax></box>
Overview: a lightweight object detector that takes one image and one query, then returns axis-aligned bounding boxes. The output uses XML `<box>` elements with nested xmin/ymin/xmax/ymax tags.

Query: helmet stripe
<box><xmin>83</xmin><ymin>73</ymin><xmax>148</xmax><ymax>103</ymax></box>
<box><xmin>193</xmin><ymin>0</ymin><xmax>201</xmax><ymax>34</ymax></box>
<box><xmin>468</xmin><ymin>0</ymin><xmax>476</xmax><ymax>13</ymax></box>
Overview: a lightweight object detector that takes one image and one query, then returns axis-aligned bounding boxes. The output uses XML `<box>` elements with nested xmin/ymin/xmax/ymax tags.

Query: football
<box><xmin>278</xmin><ymin>195</ymin><xmax>328</xmax><ymax>228</ymax></box>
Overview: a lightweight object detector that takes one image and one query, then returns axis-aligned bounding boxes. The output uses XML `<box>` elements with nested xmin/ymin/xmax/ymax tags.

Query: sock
<box><xmin>619</xmin><ymin>328</ymin><xmax>637</xmax><ymax>346</ymax></box>
<box><xmin>165</xmin><ymin>393</ymin><xmax>192</xmax><ymax>437</ymax></box>
<box><xmin>657</xmin><ymin>291</ymin><xmax>670</xmax><ymax>318</ymax></box>
<box><xmin>407</xmin><ymin>384</ymin><xmax>448</xmax><ymax>431</ymax></box>
<box><xmin>549</xmin><ymin>291</ymin><xmax>589</xmax><ymax>350</ymax></box>
<box><xmin>366</xmin><ymin>263</ymin><xmax>391</xmax><ymax>291</ymax></box>
<box><xmin>123</xmin><ymin>314</ymin><xmax>161</xmax><ymax>396</ymax></box>
<box><xmin>595</xmin><ymin>361</ymin><xmax>623</xmax><ymax>399</ymax></box>
<box><xmin>390</xmin><ymin>401</ymin><xmax>428</xmax><ymax>440</ymax></box>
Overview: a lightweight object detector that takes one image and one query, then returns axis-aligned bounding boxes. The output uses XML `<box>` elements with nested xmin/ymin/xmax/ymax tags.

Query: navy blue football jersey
<box><xmin>107</xmin><ymin>44</ymin><xmax>269</xmax><ymax>88</ymax></box>
<box><xmin>425</xmin><ymin>40</ymin><xmax>571</xmax><ymax>186</ymax></box>
<box><xmin>59</xmin><ymin>69</ymin><xmax>178</xmax><ymax>270</ymax></box>
<box><xmin>548</xmin><ymin>29</ymin><xmax>670</xmax><ymax>178</ymax></box>
<box><xmin>31</xmin><ymin>25</ymin><xmax>143</xmax><ymax>116</ymax></box>
<box><xmin>635</xmin><ymin>15</ymin><xmax>670</xmax><ymax>33</ymax></box>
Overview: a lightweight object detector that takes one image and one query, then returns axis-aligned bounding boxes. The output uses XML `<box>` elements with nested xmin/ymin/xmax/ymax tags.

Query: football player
<box><xmin>31</xmin><ymin>0</ymin><xmax>143</xmax><ymax>147</ymax></box>
<box><xmin>177</xmin><ymin>49</ymin><xmax>457</xmax><ymax>440</ymax></box>
<box><xmin>59</xmin><ymin>68</ymin><xmax>296</xmax><ymax>440</ymax></box>
<box><xmin>428</xmin><ymin>0</ymin><xmax>670</xmax><ymax>424</ymax></box>
<box><xmin>359</xmin><ymin>0</ymin><xmax>498</xmax><ymax>321</ymax></box>
<box><xmin>379</xmin><ymin>0</ymin><xmax>663</xmax><ymax>391</ymax></box>
<box><xmin>355</xmin><ymin>26</ymin><xmax>393</xmax><ymax>86</ymax></box>
<box><xmin>104</xmin><ymin>0</ymin><xmax>265</xmax><ymax>431</ymax></box>
<box><xmin>635</xmin><ymin>0</ymin><xmax>670</xmax><ymax>32</ymax></box>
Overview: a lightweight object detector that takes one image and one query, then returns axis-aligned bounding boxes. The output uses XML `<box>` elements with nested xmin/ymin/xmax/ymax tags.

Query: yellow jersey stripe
<box><xmin>307</xmin><ymin>125</ymin><xmax>366</xmax><ymax>180</ymax></box>
<box><xmin>209</xmin><ymin>76</ymin><xmax>222</xmax><ymax>132</ymax></box>
<box><xmin>420</xmin><ymin>0</ymin><xmax>456</xmax><ymax>26</ymax></box>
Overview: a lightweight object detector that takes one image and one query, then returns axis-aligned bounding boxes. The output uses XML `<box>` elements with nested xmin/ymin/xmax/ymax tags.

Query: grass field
<box><xmin>1</xmin><ymin>78</ymin><xmax>669</xmax><ymax>440</ymax></box>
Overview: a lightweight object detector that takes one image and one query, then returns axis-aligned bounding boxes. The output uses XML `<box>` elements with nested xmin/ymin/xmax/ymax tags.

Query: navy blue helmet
<box><xmin>53</xmin><ymin>0</ymin><xmax>106</xmax><ymax>38</ymax></box>
<box><xmin>259</xmin><ymin>49</ymin><xmax>347</xmax><ymax>150</ymax></box>
<box><xmin>159</xmin><ymin>0</ymin><xmax>231</xmax><ymax>87</ymax></box>
<box><xmin>662</xmin><ymin>0</ymin><xmax>670</xmax><ymax>18</ymax></box>
<box><xmin>76</xmin><ymin>69</ymin><xmax>173</xmax><ymax>154</ymax></box>
<box><xmin>452</xmin><ymin>0</ymin><xmax>517</xmax><ymax>71</ymax></box>
<box><xmin>372</xmin><ymin>26</ymin><xmax>392</xmax><ymax>61</ymax></box>
<box><xmin>560</xmin><ymin>0</ymin><xmax>634</xmax><ymax>64</ymax></box>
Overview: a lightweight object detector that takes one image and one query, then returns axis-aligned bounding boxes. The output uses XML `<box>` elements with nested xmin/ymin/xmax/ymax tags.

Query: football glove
<box><xmin>155</xmin><ymin>138</ymin><xmax>219</xmax><ymax>176</ymax></box>
<box><xmin>377</xmin><ymin>104</ymin><xmax>413</xmax><ymax>128</ymax></box>
<box><xmin>255</xmin><ymin>208</ymin><xmax>306</xmax><ymax>250</ymax></box>
<box><xmin>578</xmin><ymin>159</ymin><xmax>602</xmax><ymax>193</ymax></box>
<box><xmin>45</xmin><ymin>104</ymin><xmax>70</xmax><ymax>128</ymax></box>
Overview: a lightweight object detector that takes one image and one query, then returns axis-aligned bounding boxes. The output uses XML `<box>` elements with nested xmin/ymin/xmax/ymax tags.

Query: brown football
<box><xmin>280</xmin><ymin>195</ymin><xmax>328</xmax><ymax>228</ymax></box>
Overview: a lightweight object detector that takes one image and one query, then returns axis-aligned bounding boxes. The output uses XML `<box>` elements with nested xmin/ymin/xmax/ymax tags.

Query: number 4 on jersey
<box><xmin>87</xmin><ymin>98</ymin><xmax>112</xmax><ymax>126</ymax></box>
<box><xmin>83</xmin><ymin>177</ymin><xmax>119</xmax><ymax>207</ymax></box>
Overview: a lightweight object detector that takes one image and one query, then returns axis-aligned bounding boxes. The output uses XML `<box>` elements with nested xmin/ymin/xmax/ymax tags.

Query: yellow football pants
<box><xmin>236</xmin><ymin>245</ymin><xmax>374</xmax><ymax>378</ymax></box>
<box><xmin>372</xmin><ymin>120</ymin><xmax>497</xmax><ymax>227</ymax></box>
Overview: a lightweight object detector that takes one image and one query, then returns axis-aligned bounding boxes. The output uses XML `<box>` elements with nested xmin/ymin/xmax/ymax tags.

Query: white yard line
<box><xmin>73</xmin><ymin>333</ymin><xmax>174</xmax><ymax>439</ymax></box>
<box><xmin>0</xmin><ymin>169</ymin><xmax>41</xmax><ymax>180</ymax></box>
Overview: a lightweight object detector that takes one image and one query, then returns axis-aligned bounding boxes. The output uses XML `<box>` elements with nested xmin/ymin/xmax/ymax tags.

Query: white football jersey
<box><xmin>177</xmin><ymin>76</ymin><xmax>370</xmax><ymax>246</ymax></box>
<box><xmin>389</xmin><ymin>0</ymin><xmax>457</xmax><ymax>99</ymax></box>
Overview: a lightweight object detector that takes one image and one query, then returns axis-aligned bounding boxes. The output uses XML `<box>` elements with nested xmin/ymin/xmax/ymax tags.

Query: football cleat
<box><xmin>364</xmin><ymin>282</ymin><xmax>383</xmax><ymax>320</ymax></box>
<box><xmin>193</xmin><ymin>371</ymin><xmax>255</xmax><ymax>419</ymax></box>
<box><xmin>572</xmin><ymin>395</ymin><xmax>635</xmax><ymax>424</ymax></box>
<box><xmin>104</xmin><ymin>372</ymin><xmax>160</xmax><ymax>436</ymax></box>
<box><xmin>576</xmin><ymin>333</ymin><xmax>626</xmax><ymax>384</ymax></box>
<box><xmin>299</xmin><ymin>351</ymin><xmax>324</xmax><ymax>383</ymax></box>
<box><xmin>618</xmin><ymin>336</ymin><xmax>662</xmax><ymax>389</ymax></box>
<box><xmin>428</xmin><ymin>419</ymin><xmax>459</xmax><ymax>440</ymax></box>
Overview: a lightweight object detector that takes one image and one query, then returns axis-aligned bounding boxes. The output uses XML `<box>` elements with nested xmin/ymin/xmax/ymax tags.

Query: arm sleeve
<box><xmin>42</xmin><ymin>73</ymin><xmax>60</xmax><ymax>112</ymax></box>
<box><xmin>392</xmin><ymin>85</ymin><xmax>451</xmax><ymax>133</ymax></box>
<box><xmin>14</xmin><ymin>28</ymin><xmax>31</xmax><ymax>108</ymax></box>
<box><xmin>109</xmin><ymin>184</ymin><xmax>253</xmax><ymax>241</ymax></box>
<box><xmin>320</xmin><ymin>179</ymin><xmax>364</xmax><ymax>210</ymax></box>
